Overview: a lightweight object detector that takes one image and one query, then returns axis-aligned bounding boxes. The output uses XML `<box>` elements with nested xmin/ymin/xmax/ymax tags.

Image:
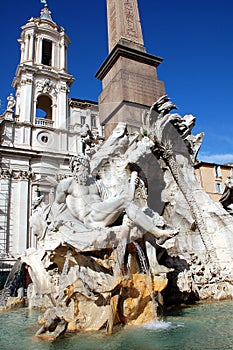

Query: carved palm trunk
<box><xmin>167</xmin><ymin>153</ymin><xmax>218</xmax><ymax>258</ymax></box>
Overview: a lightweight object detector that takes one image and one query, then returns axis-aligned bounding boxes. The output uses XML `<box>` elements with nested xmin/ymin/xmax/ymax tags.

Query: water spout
<box><xmin>133</xmin><ymin>241</ymin><xmax>157</xmax><ymax>319</ymax></box>
<box><xmin>57</xmin><ymin>249</ymin><xmax>72</xmax><ymax>306</ymax></box>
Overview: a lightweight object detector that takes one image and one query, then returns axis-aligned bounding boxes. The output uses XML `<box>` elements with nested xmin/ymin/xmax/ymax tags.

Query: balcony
<box><xmin>35</xmin><ymin>118</ymin><xmax>54</xmax><ymax>127</ymax></box>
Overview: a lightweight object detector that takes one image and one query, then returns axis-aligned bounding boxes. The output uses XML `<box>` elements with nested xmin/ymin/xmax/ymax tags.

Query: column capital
<box><xmin>0</xmin><ymin>168</ymin><xmax>12</xmax><ymax>179</ymax></box>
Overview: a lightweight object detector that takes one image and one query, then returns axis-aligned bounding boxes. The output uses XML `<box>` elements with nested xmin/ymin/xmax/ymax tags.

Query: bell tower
<box><xmin>0</xmin><ymin>2</ymin><xmax>102</xmax><ymax>260</ymax></box>
<box><xmin>13</xmin><ymin>4</ymin><xmax>74</xmax><ymax>128</ymax></box>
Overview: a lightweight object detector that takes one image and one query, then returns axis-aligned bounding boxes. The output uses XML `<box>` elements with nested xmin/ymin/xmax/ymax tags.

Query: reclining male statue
<box><xmin>40</xmin><ymin>154</ymin><xmax>178</xmax><ymax>251</ymax></box>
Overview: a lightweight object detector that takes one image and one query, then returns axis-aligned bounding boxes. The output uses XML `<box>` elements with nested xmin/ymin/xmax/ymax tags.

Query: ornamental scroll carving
<box><xmin>0</xmin><ymin>168</ymin><xmax>12</xmax><ymax>179</ymax></box>
<box><xmin>36</xmin><ymin>79</ymin><xmax>58</xmax><ymax>97</ymax></box>
<box><xmin>0</xmin><ymin>168</ymin><xmax>33</xmax><ymax>180</ymax></box>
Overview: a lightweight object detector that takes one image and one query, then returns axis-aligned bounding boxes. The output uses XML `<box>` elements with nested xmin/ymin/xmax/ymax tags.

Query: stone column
<box><xmin>12</xmin><ymin>171</ymin><xmax>31</xmax><ymax>256</ymax></box>
<box><xmin>0</xmin><ymin>169</ymin><xmax>12</xmax><ymax>255</ymax></box>
<box><xmin>28</xmin><ymin>33</ymin><xmax>34</xmax><ymax>61</ymax></box>
<box><xmin>19</xmin><ymin>76</ymin><xmax>33</xmax><ymax>123</ymax></box>
<box><xmin>24</xmin><ymin>34</ymin><xmax>30</xmax><ymax>61</ymax></box>
<box><xmin>35</xmin><ymin>36</ymin><xmax>42</xmax><ymax>64</ymax></box>
<box><xmin>53</xmin><ymin>42</ymin><xmax>59</xmax><ymax>68</ymax></box>
<box><xmin>57</xmin><ymin>84</ymin><xmax>68</xmax><ymax>129</ymax></box>
<box><xmin>19</xmin><ymin>40</ymin><xmax>25</xmax><ymax>64</ymax></box>
<box><xmin>60</xmin><ymin>36</ymin><xmax>66</xmax><ymax>71</ymax></box>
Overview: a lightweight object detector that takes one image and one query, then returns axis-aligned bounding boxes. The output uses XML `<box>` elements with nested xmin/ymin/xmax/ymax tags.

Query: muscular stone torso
<box><xmin>66</xmin><ymin>179</ymin><xmax>102</xmax><ymax>222</ymax></box>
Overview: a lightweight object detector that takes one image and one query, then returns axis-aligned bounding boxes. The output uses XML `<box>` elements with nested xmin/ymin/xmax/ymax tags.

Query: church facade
<box><xmin>0</xmin><ymin>5</ymin><xmax>102</xmax><ymax>262</ymax></box>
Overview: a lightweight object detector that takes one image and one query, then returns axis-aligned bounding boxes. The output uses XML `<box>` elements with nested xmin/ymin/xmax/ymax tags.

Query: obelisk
<box><xmin>96</xmin><ymin>0</ymin><xmax>166</xmax><ymax>138</ymax></box>
<box><xmin>106</xmin><ymin>0</ymin><xmax>145</xmax><ymax>53</ymax></box>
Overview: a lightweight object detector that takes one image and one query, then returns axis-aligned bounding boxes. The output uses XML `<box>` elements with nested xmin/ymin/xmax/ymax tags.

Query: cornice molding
<box><xmin>96</xmin><ymin>43</ymin><xmax>163</xmax><ymax>80</ymax></box>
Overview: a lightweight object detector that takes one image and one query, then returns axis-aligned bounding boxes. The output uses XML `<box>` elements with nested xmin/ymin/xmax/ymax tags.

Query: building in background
<box><xmin>195</xmin><ymin>161</ymin><xmax>233</xmax><ymax>201</ymax></box>
<box><xmin>0</xmin><ymin>5</ymin><xmax>102</xmax><ymax>265</ymax></box>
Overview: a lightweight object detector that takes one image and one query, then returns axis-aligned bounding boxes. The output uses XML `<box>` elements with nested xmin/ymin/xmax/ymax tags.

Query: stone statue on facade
<box><xmin>3</xmin><ymin>93</ymin><xmax>16</xmax><ymax>120</ymax></box>
<box><xmin>6</xmin><ymin>93</ymin><xmax>16</xmax><ymax>111</ymax></box>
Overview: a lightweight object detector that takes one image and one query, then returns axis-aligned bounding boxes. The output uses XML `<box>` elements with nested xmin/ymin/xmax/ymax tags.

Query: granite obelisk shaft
<box><xmin>107</xmin><ymin>0</ymin><xmax>144</xmax><ymax>53</ymax></box>
<box><xmin>96</xmin><ymin>0</ymin><xmax>165</xmax><ymax>138</ymax></box>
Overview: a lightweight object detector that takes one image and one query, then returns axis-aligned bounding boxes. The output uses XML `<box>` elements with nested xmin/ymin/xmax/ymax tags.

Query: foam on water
<box><xmin>143</xmin><ymin>320</ymin><xmax>184</xmax><ymax>331</ymax></box>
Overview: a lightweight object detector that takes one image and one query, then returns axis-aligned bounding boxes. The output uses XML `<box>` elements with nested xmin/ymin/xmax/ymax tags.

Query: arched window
<box><xmin>36</xmin><ymin>108</ymin><xmax>46</xmax><ymax>118</ymax></box>
<box><xmin>36</xmin><ymin>95</ymin><xmax>53</xmax><ymax>126</ymax></box>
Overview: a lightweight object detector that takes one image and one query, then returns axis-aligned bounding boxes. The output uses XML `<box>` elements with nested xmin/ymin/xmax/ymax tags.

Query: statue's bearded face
<box><xmin>72</xmin><ymin>160</ymin><xmax>90</xmax><ymax>185</ymax></box>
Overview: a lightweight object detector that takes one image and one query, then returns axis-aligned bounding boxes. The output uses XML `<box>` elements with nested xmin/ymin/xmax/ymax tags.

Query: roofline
<box><xmin>195</xmin><ymin>160</ymin><xmax>233</xmax><ymax>168</ymax></box>
<box><xmin>69</xmin><ymin>97</ymin><xmax>98</xmax><ymax>106</ymax></box>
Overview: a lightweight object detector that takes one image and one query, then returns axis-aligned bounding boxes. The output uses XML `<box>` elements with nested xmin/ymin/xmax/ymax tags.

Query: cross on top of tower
<box><xmin>40</xmin><ymin>1</ymin><xmax>53</xmax><ymax>23</ymax></box>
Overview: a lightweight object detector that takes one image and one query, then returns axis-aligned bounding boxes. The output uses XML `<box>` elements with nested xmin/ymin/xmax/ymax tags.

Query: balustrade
<box><xmin>35</xmin><ymin>118</ymin><xmax>54</xmax><ymax>127</ymax></box>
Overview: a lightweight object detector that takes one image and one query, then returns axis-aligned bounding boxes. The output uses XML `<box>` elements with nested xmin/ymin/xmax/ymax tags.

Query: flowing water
<box><xmin>57</xmin><ymin>248</ymin><xmax>72</xmax><ymax>305</ymax></box>
<box><xmin>133</xmin><ymin>242</ymin><xmax>149</xmax><ymax>274</ymax></box>
<box><xmin>0</xmin><ymin>299</ymin><xmax>232</xmax><ymax>350</ymax></box>
<box><xmin>133</xmin><ymin>241</ymin><xmax>157</xmax><ymax>319</ymax></box>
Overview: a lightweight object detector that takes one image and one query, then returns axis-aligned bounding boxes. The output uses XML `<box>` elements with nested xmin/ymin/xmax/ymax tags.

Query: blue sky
<box><xmin>0</xmin><ymin>0</ymin><xmax>233</xmax><ymax>164</ymax></box>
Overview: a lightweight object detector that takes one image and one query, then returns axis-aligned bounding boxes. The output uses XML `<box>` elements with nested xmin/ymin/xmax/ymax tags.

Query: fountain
<box><xmin>3</xmin><ymin>97</ymin><xmax>233</xmax><ymax>341</ymax></box>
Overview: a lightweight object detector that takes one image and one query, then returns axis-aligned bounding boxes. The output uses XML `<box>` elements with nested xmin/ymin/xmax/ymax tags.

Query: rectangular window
<box><xmin>42</xmin><ymin>39</ymin><xmax>52</xmax><ymax>66</ymax></box>
<box><xmin>81</xmin><ymin>116</ymin><xmax>86</xmax><ymax>126</ymax></box>
<box><xmin>215</xmin><ymin>182</ymin><xmax>223</xmax><ymax>194</ymax></box>
<box><xmin>91</xmin><ymin>115</ymin><xmax>96</xmax><ymax>128</ymax></box>
<box><xmin>214</xmin><ymin>165</ymin><xmax>222</xmax><ymax>178</ymax></box>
